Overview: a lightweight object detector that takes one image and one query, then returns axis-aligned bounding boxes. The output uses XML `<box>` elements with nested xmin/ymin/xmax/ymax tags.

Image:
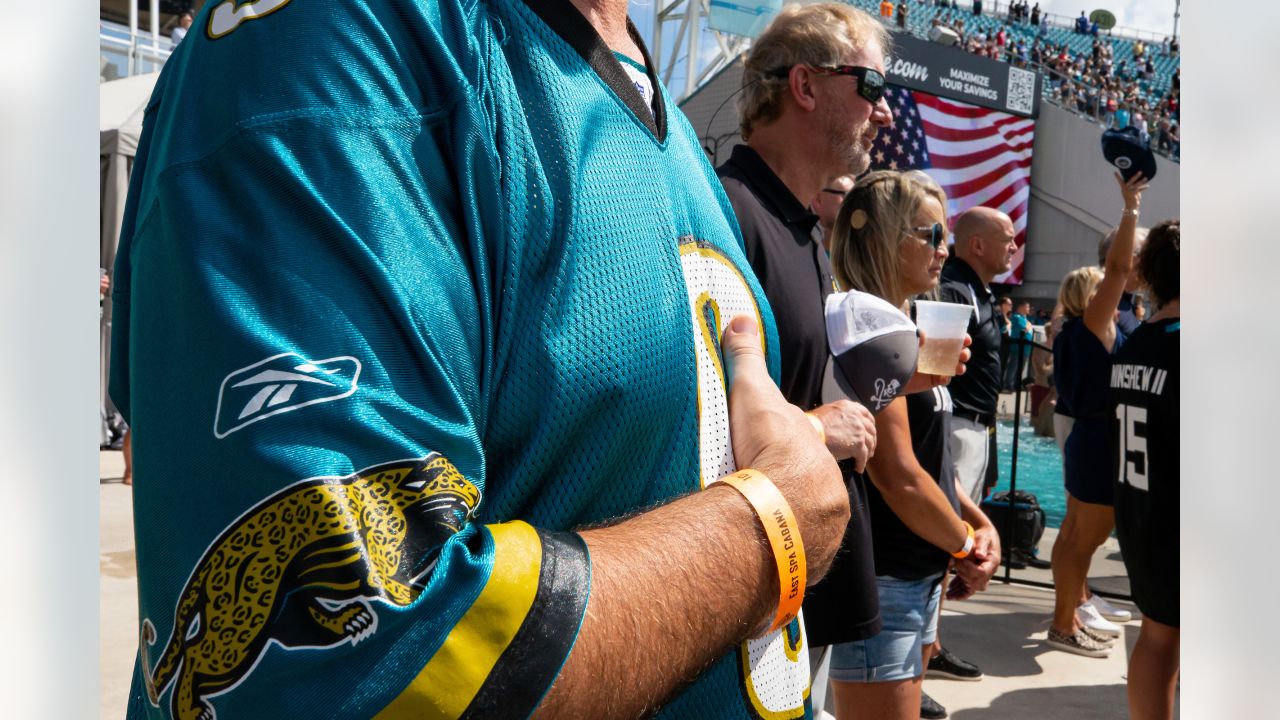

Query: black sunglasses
<box><xmin>911</xmin><ymin>223</ymin><xmax>947</xmax><ymax>249</ymax></box>
<box><xmin>767</xmin><ymin>64</ymin><xmax>887</xmax><ymax>104</ymax></box>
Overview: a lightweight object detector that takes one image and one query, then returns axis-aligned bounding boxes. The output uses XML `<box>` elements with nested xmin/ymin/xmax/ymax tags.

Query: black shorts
<box><xmin>1115</xmin><ymin>488</ymin><xmax>1179</xmax><ymax>627</ymax></box>
<box><xmin>1064</xmin><ymin>418</ymin><xmax>1114</xmax><ymax>505</ymax></box>
<box><xmin>802</xmin><ymin>467</ymin><xmax>883</xmax><ymax>645</ymax></box>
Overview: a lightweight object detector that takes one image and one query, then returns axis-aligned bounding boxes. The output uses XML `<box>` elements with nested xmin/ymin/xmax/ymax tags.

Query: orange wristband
<box><xmin>951</xmin><ymin>521</ymin><xmax>976</xmax><ymax>559</ymax></box>
<box><xmin>719</xmin><ymin>469</ymin><xmax>806</xmax><ymax>633</ymax></box>
<box><xmin>806</xmin><ymin>413</ymin><xmax>826</xmax><ymax>445</ymax></box>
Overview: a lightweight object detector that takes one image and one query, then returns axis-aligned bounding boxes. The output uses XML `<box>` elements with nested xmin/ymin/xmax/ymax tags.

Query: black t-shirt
<box><xmin>866</xmin><ymin>387</ymin><xmax>961</xmax><ymax>579</ymax></box>
<box><xmin>938</xmin><ymin>258</ymin><xmax>1002</xmax><ymax>419</ymax></box>
<box><xmin>1110</xmin><ymin>317</ymin><xmax>1179</xmax><ymax>625</ymax></box>
<box><xmin>716</xmin><ymin>144</ymin><xmax>881</xmax><ymax>644</ymax></box>
<box><xmin>716</xmin><ymin>145</ymin><xmax>835</xmax><ymax>411</ymax></box>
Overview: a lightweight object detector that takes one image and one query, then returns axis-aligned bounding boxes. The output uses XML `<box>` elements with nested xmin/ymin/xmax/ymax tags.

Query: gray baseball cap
<box><xmin>823</xmin><ymin>290</ymin><xmax>920</xmax><ymax>414</ymax></box>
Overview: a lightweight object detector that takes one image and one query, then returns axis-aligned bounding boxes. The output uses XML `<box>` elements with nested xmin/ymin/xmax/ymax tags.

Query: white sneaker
<box><xmin>1089</xmin><ymin>593</ymin><xmax>1133</xmax><ymax>622</ymax></box>
<box><xmin>1077</xmin><ymin>601</ymin><xmax>1122</xmax><ymax>637</ymax></box>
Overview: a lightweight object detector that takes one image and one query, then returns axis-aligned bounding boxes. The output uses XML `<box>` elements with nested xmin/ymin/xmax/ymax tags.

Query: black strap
<box><xmin>952</xmin><ymin>407</ymin><xmax>994</xmax><ymax>427</ymax></box>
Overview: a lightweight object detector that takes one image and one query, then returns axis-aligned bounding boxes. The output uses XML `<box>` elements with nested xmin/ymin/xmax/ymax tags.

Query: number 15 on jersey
<box><xmin>1115</xmin><ymin>404</ymin><xmax>1148</xmax><ymax>491</ymax></box>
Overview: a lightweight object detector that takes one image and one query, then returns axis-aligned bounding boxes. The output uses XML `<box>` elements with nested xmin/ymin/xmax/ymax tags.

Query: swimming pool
<box><xmin>993</xmin><ymin>417</ymin><xmax>1067</xmax><ymax>528</ymax></box>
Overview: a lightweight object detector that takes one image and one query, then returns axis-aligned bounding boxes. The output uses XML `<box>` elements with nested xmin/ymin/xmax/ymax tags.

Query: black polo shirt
<box><xmin>938</xmin><ymin>257</ymin><xmax>1003</xmax><ymax>420</ymax></box>
<box><xmin>716</xmin><ymin>144</ymin><xmax>881</xmax><ymax>645</ymax></box>
<box><xmin>716</xmin><ymin>144</ymin><xmax>835</xmax><ymax>410</ymax></box>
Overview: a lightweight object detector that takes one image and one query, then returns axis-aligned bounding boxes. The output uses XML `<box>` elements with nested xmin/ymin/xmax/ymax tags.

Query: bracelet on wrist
<box><xmin>718</xmin><ymin>469</ymin><xmax>807</xmax><ymax>634</ymax></box>
<box><xmin>951</xmin><ymin>521</ymin><xmax>976</xmax><ymax>559</ymax></box>
<box><xmin>1122</xmin><ymin>207</ymin><xmax>1140</xmax><ymax>217</ymax></box>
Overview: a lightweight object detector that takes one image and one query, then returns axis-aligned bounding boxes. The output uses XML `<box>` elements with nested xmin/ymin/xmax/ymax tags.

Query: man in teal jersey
<box><xmin>110</xmin><ymin>0</ymin><xmax>852</xmax><ymax>718</ymax></box>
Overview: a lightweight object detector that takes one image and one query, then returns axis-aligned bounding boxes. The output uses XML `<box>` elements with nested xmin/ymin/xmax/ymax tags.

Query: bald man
<box><xmin>938</xmin><ymin>206</ymin><xmax>1016</xmax><ymax>502</ymax></box>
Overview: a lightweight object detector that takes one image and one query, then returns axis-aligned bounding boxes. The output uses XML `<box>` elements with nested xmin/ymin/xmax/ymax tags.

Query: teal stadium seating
<box><xmin>842</xmin><ymin>0</ymin><xmax>1179</xmax><ymax>107</ymax></box>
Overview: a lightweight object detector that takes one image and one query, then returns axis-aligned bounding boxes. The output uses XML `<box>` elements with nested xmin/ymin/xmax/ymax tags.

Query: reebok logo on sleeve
<box><xmin>214</xmin><ymin>353</ymin><xmax>361</xmax><ymax>438</ymax></box>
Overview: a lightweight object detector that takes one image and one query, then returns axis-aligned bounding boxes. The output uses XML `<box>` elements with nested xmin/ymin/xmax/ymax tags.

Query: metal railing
<box><xmin>99</xmin><ymin>0</ymin><xmax>176</xmax><ymax>82</ymax></box>
<box><xmin>100</xmin><ymin>20</ymin><xmax>175</xmax><ymax>81</ymax></box>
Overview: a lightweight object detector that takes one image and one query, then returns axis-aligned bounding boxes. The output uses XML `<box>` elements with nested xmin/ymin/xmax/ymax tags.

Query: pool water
<box><xmin>992</xmin><ymin>417</ymin><xmax>1067</xmax><ymax>528</ymax></box>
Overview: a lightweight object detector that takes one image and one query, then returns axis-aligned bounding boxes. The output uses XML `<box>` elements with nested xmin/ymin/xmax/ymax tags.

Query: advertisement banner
<box><xmin>885</xmin><ymin>32</ymin><xmax>1042</xmax><ymax>119</ymax></box>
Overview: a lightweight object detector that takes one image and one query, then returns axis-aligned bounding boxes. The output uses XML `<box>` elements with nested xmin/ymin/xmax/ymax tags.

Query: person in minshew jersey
<box><xmin>816</xmin><ymin>170</ymin><xmax>1001</xmax><ymax>720</ymax></box>
<box><xmin>1111</xmin><ymin>219</ymin><xmax>1179</xmax><ymax>720</ymax></box>
<box><xmin>1047</xmin><ymin>171</ymin><xmax>1150</xmax><ymax>658</ymax></box>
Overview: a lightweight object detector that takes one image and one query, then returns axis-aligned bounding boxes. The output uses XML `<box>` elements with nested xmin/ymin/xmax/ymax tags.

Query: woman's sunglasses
<box><xmin>911</xmin><ymin>223</ymin><xmax>947</xmax><ymax>249</ymax></box>
<box><xmin>767</xmin><ymin>64</ymin><xmax>887</xmax><ymax>105</ymax></box>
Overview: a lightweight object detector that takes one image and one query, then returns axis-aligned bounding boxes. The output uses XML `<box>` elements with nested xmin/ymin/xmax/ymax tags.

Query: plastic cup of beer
<box><xmin>914</xmin><ymin>300</ymin><xmax>971</xmax><ymax>376</ymax></box>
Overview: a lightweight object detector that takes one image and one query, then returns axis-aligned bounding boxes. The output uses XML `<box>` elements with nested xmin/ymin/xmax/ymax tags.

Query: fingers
<box><xmin>811</xmin><ymin>400</ymin><xmax>877</xmax><ymax>467</ymax></box>
<box><xmin>722</xmin><ymin>315</ymin><xmax>769</xmax><ymax>387</ymax></box>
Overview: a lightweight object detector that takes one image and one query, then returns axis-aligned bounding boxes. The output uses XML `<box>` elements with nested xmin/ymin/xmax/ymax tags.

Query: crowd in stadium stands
<box><xmin>887</xmin><ymin>0</ymin><xmax>1181</xmax><ymax>161</ymax></box>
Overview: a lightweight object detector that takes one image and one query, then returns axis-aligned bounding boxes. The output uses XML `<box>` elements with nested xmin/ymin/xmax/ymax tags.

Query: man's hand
<box><xmin>722</xmin><ymin>315</ymin><xmax>850</xmax><ymax>581</ymax></box>
<box><xmin>902</xmin><ymin>331</ymin><xmax>972</xmax><ymax>395</ymax></box>
<box><xmin>808</xmin><ymin>399</ymin><xmax>877</xmax><ymax>471</ymax></box>
<box><xmin>945</xmin><ymin>572</ymin><xmax>974</xmax><ymax>601</ymax></box>
<box><xmin>538</xmin><ymin>316</ymin><xmax>850</xmax><ymax>718</ymax></box>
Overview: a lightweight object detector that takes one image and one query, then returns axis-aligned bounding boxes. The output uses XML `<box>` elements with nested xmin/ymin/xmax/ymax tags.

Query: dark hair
<box><xmin>1138</xmin><ymin>219</ymin><xmax>1179</xmax><ymax>308</ymax></box>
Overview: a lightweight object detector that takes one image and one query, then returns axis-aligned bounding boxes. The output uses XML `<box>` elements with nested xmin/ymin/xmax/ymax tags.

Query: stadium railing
<box><xmin>1029</xmin><ymin>57</ymin><xmax>1180</xmax><ymax>162</ymax></box>
<box><xmin>100</xmin><ymin>19</ymin><xmax>173</xmax><ymax>82</ymax></box>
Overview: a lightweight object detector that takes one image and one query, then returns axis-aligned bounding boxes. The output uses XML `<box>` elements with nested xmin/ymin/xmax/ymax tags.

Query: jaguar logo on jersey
<box><xmin>206</xmin><ymin>0</ymin><xmax>293</xmax><ymax>39</ymax></box>
<box><xmin>140</xmin><ymin>454</ymin><xmax>480</xmax><ymax>720</ymax></box>
<box><xmin>213</xmin><ymin>352</ymin><xmax>360</xmax><ymax>438</ymax></box>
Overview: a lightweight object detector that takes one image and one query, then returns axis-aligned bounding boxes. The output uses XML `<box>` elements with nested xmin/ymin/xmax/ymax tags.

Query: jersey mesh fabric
<box><xmin>110</xmin><ymin>0</ymin><xmax>799</xmax><ymax>717</ymax></box>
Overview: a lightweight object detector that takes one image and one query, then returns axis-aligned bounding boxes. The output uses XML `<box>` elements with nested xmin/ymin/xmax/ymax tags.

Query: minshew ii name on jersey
<box><xmin>1110</xmin><ymin>363</ymin><xmax>1170</xmax><ymax>395</ymax></box>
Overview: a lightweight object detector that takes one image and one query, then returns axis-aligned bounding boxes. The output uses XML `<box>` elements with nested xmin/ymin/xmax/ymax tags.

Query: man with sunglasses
<box><xmin>715</xmin><ymin>3</ymin><xmax>892</xmax><ymax>708</ymax></box>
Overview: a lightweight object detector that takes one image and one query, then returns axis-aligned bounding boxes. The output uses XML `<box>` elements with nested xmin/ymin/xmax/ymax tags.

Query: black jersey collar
<box><xmin>520</xmin><ymin>0</ymin><xmax>667</xmax><ymax>143</ymax></box>
<box><xmin>725</xmin><ymin>144</ymin><xmax>818</xmax><ymax>232</ymax></box>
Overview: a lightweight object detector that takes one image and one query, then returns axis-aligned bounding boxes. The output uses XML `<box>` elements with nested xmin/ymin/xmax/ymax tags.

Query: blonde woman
<box><xmin>1047</xmin><ymin>172</ymin><xmax>1149</xmax><ymax>657</ymax></box>
<box><xmin>806</xmin><ymin>170</ymin><xmax>1000</xmax><ymax>720</ymax></box>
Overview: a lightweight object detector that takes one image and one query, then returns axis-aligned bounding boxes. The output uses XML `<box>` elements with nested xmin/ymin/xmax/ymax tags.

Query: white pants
<box><xmin>1053</xmin><ymin>413</ymin><xmax>1075</xmax><ymax>485</ymax></box>
<box><xmin>950</xmin><ymin>415</ymin><xmax>990</xmax><ymax>503</ymax></box>
<box><xmin>1053</xmin><ymin>413</ymin><xmax>1075</xmax><ymax>454</ymax></box>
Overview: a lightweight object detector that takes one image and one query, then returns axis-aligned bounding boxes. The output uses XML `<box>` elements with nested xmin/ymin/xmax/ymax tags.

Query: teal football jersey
<box><xmin>110</xmin><ymin>0</ymin><xmax>812</xmax><ymax>718</ymax></box>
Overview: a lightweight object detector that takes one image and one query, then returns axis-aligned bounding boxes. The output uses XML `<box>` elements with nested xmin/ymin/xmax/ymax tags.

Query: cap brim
<box><xmin>828</xmin><ymin>330</ymin><xmax>920</xmax><ymax>414</ymax></box>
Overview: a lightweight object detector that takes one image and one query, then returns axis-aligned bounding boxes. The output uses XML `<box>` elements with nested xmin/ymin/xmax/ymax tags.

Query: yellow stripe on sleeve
<box><xmin>376</xmin><ymin>520</ymin><xmax>543</xmax><ymax>720</ymax></box>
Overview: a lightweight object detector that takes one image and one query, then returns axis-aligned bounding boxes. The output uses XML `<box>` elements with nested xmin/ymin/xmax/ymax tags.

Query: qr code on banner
<box><xmin>1006</xmin><ymin>66</ymin><xmax>1035</xmax><ymax>114</ymax></box>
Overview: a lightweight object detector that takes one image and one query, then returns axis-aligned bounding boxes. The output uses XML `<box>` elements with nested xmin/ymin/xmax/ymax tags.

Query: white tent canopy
<box><xmin>100</xmin><ymin>72</ymin><xmax>159</xmax><ymax>420</ymax></box>
<box><xmin>101</xmin><ymin>71</ymin><xmax>158</xmax><ymax>269</ymax></box>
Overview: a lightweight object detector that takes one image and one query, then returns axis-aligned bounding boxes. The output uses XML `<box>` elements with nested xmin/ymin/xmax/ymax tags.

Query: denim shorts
<box><xmin>826</xmin><ymin>572</ymin><xmax>943</xmax><ymax>683</ymax></box>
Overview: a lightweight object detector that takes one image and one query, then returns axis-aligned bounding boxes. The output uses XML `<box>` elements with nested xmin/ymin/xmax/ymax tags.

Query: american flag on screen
<box><xmin>869</xmin><ymin>85</ymin><xmax>1036</xmax><ymax>284</ymax></box>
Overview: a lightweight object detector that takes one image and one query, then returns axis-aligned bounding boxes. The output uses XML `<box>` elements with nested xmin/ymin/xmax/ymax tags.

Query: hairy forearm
<box><xmin>535</xmin><ymin>483</ymin><xmax>776</xmax><ymax>718</ymax></box>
